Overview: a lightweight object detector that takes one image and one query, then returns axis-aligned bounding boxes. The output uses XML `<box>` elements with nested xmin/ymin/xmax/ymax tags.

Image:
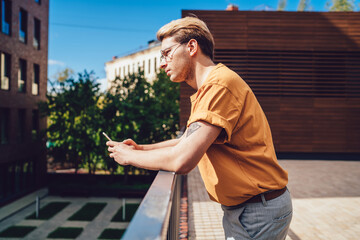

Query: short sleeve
<box><xmin>187</xmin><ymin>84</ymin><xmax>242</xmax><ymax>143</ymax></box>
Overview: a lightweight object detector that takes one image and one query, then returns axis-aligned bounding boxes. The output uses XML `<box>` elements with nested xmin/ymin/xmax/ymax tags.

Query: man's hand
<box><xmin>106</xmin><ymin>141</ymin><xmax>135</xmax><ymax>166</ymax></box>
<box><xmin>122</xmin><ymin>139</ymin><xmax>143</xmax><ymax>150</ymax></box>
<box><xmin>104</xmin><ymin>121</ymin><xmax>221</xmax><ymax>173</ymax></box>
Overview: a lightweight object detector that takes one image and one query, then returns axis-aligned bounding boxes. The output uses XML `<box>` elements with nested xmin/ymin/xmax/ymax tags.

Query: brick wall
<box><xmin>0</xmin><ymin>0</ymin><xmax>49</xmax><ymax>203</ymax></box>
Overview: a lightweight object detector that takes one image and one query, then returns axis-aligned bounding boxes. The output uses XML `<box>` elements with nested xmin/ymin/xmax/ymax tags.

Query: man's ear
<box><xmin>187</xmin><ymin>39</ymin><xmax>198</xmax><ymax>57</ymax></box>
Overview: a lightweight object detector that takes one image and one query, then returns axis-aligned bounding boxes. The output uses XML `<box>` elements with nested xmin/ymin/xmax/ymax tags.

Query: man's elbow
<box><xmin>174</xmin><ymin>166</ymin><xmax>191</xmax><ymax>175</ymax></box>
<box><xmin>173</xmin><ymin>156</ymin><xmax>197</xmax><ymax>175</ymax></box>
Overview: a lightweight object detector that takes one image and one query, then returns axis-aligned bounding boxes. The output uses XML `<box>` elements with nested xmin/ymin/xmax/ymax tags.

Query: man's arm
<box><xmin>122</xmin><ymin>138</ymin><xmax>181</xmax><ymax>151</ymax></box>
<box><xmin>107</xmin><ymin>121</ymin><xmax>221</xmax><ymax>174</ymax></box>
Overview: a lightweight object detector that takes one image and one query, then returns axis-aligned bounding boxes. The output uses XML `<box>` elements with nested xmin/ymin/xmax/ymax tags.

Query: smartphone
<box><xmin>102</xmin><ymin>132</ymin><xmax>112</xmax><ymax>141</ymax></box>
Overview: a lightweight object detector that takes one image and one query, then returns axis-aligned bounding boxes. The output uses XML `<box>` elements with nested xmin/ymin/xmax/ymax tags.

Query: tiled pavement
<box><xmin>1</xmin><ymin>160</ymin><xmax>359</xmax><ymax>240</ymax></box>
<box><xmin>187</xmin><ymin>160</ymin><xmax>360</xmax><ymax>240</ymax></box>
<box><xmin>0</xmin><ymin>197</ymin><xmax>140</xmax><ymax>240</ymax></box>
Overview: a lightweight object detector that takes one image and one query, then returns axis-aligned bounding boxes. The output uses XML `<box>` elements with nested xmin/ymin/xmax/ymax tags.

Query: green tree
<box><xmin>277</xmin><ymin>0</ymin><xmax>287</xmax><ymax>10</ymax></box>
<box><xmin>150</xmin><ymin>69</ymin><xmax>180</xmax><ymax>142</ymax></box>
<box><xmin>52</xmin><ymin>68</ymin><xmax>75</xmax><ymax>83</ymax></box>
<box><xmin>327</xmin><ymin>0</ymin><xmax>355</xmax><ymax>11</ymax></box>
<box><xmin>42</xmin><ymin>68</ymin><xmax>179</xmax><ymax>175</ymax></box>
<box><xmin>101</xmin><ymin>69</ymin><xmax>179</xmax><ymax>176</ymax></box>
<box><xmin>41</xmin><ymin>70</ymin><xmax>102</xmax><ymax>174</ymax></box>
<box><xmin>298</xmin><ymin>0</ymin><xmax>313</xmax><ymax>11</ymax></box>
<box><xmin>101</xmin><ymin>70</ymin><xmax>154</xmax><ymax>176</ymax></box>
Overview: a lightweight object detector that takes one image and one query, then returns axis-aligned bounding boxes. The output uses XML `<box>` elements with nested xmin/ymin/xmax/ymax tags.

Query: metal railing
<box><xmin>122</xmin><ymin>171</ymin><xmax>183</xmax><ymax>240</ymax></box>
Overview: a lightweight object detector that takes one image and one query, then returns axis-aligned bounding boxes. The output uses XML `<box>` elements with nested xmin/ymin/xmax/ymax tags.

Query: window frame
<box><xmin>1</xmin><ymin>0</ymin><xmax>11</xmax><ymax>36</ymax></box>
<box><xmin>33</xmin><ymin>17</ymin><xmax>40</xmax><ymax>50</ymax></box>
<box><xmin>32</xmin><ymin>63</ymin><xmax>39</xmax><ymax>95</ymax></box>
<box><xmin>19</xmin><ymin>8</ymin><xmax>28</xmax><ymax>43</ymax></box>
<box><xmin>18</xmin><ymin>58</ymin><xmax>27</xmax><ymax>93</ymax></box>
<box><xmin>0</xmin><ymin>108</ymin><xmax>10</xmax><ymax>145</ymax></box>
<box><xmin>1</xmin><ymin>52</ymin><xmax>11</xmax><ymax>91</ymax></box>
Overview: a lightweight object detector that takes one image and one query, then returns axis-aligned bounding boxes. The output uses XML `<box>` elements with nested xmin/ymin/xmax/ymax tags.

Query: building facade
<box><xmin>0</xmin><ymin>0</ymin><xmax>49</xmax><ymax>206</ymax></box>
<box><xmin>105</xmin><ymin>40</ymin><xmax>161</xmax><ymax>88</ymax></box>
<box><xmin>181</xmin><ymin>10</ymin><xmax>360</xmax><ymax>158</ymax></box>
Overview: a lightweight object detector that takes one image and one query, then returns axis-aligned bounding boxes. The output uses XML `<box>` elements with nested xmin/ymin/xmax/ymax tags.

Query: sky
<box><xmin>48</xmin><ymin>0</ymin><xmax>359</xmax><ymax>91</ymax></box>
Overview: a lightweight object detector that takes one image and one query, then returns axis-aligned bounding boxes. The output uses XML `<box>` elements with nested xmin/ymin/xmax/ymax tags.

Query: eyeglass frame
<box><xmin>160</xmin><ymin>43</ymin><xmax>184</xmax><ymax>63</ymax></box>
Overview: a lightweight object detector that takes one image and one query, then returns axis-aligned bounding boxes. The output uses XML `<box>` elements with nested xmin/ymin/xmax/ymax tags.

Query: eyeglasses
<box><xmin>160</xmin><ymin>43</ymin><xmax>182</xmax><ymax>63</ymax></box>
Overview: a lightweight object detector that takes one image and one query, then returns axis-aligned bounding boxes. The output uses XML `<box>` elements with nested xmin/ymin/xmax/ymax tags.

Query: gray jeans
<box><xmin>221</xmin><ymin>189</ymin><xmax>292</xmax><ymax>240</ymax></box>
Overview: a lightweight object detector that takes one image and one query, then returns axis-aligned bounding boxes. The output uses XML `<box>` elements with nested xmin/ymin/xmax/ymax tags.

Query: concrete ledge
<box><xmin>0</xmin><ymin>188</ymin><xmax>48</xmax><ymax>222</ymax></box>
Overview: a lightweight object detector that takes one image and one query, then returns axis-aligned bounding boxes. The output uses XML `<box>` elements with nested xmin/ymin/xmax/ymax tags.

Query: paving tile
<box><xmin>0</xmin><ymin>188</ymin><xmax>48</xmax><ymax>222</ymax></box>
<box><xmin>107</xmin><ymin>222</ymin><xmax>129</xmax><ymax>229</ymax></box>
<box><xmin>15</xmin><ymin>219</ymin><xmax>45</xmax><ymax>227</ymax></box>
<box><xmin>0</xmin><ymin>197</ymin><xmax>141</xmax><ymax>240</ymax></box>
<box><xmin>61</xmin><ymin>220</ymin><xmax>89</xmax><ymax>228</ymax></box>
<box><xmin>188</xmin><ymin>160</ymin><xmax>360</xmax><ymax>240</ymax></box>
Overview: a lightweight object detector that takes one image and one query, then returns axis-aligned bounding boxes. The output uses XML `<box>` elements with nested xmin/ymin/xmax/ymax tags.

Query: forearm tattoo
<box><xmin>186</xmin><ymin>122</ymin><xmax>201</xmax><ymax>137</ymax></box>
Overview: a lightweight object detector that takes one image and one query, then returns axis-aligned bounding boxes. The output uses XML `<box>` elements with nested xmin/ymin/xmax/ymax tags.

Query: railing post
<box><xmin>167</xmin><ymin>174</ymin><xmax>182</xmax><ymax>239</ymax></box>
<box><xmin>121</xmin><ymin>171</ymin><xmax>179</xmax><ymax>240</ymax></box>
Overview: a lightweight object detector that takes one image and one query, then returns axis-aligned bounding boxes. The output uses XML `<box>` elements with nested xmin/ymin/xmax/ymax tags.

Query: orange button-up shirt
<box><xmin>188</xmin><ymin>63</ymin><xmax>288</xmax><ymax>206</ymax></box>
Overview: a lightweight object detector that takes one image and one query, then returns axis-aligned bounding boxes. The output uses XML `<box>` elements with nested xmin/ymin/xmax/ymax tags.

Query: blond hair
<box><xmin>157</xmin><ymin>17</ymin><xmax>215</xmax><ymax>60</ymax></box>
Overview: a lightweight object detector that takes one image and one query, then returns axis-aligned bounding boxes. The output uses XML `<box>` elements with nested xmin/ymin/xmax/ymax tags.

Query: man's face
<box><xmin>160</xmin><ymin>37</ymin><xmax>192</xmax><ymax>83</ymax></box>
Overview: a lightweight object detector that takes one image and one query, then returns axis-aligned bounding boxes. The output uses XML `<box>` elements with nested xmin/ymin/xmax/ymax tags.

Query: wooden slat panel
<box><xmin>181</xmin><ymin>10</ymin><xmax>360</xmax><ymax>154</ymax></box>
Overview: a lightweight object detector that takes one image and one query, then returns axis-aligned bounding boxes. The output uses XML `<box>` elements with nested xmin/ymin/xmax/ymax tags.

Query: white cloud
<box><xmin>48</xmin><ymin>59</ymin><xmax>66</xmax><ymax>66</ymax></box>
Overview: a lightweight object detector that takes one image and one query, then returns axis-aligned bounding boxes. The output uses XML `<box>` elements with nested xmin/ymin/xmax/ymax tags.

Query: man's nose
<box><xmin>160</xmin><ymin>58</ymin><xmax>167</xmax><ymax>69</ymax></box>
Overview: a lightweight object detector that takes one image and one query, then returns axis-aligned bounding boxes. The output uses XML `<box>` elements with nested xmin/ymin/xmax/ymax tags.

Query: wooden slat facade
<box><xmin>181</xmin><ymin>10</ymin><xmax>360</xmax><ymax>155</ymax></box>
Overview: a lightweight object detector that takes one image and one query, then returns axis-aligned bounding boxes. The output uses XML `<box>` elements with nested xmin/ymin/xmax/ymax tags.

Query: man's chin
<box><xmin>170</xmin><ymin>75</ymin><xmax>184</xmax><ymax>83</ymax></box>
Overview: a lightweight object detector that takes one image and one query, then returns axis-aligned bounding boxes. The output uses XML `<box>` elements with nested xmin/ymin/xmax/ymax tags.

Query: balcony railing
<box><xmin>122</xmin><ymin>171</ymin><xmax>183</xmax><ymax>240</ymax></box>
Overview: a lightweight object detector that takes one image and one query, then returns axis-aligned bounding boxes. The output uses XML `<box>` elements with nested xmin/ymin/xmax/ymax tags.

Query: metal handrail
<box><xmin>121</xmin><ymin>171</ymin><xmax>182</xmax><ymax>240</ymax></box>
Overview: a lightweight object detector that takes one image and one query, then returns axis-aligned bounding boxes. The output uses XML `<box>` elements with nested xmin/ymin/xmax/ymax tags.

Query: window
<box><xmin>0</xmin><ymin>163</ymin><xmax>5</xmax><ymax>199</ymax></box>
<box><xmin>1</xmin><ymin>0</ymin><xmax>11</xmax><ymax>35</ymax></box>
<box><xmin>143</xmin><ymin>60</ymin><xmax>145</xmax><ymax>71</ymax></box>
<box><xmin>1</xmin><ymin>52</ymin><xmax>10</xmax><ymax>90</ymax></box>
<box><xmin>32</xmin><ymin>64</ymin><xmax>39</xmax><ymax>95</ymax></box>
<box><xmin>17</xmin><ymin>109</ymin><xmax>26</xmax><ymax>143</ymax></box>
<box><xmin>154</xmin><ymin>57</ymin><xmax>157</xmax><ymax>73</ymax></box>
<box><xmin>123</xmin><ymin>66</ymin><xmax>125</xmax><ymax>78</ymax></box>
<box><xmin>33</xmin><ymin>18</ymin><xmax>40</xmax><ymax>50</ymax></box>
<box><xmin>19</xmin><ymin>9</ymin><xmax>27</xmax><ymax>43</ymax></box>
<box><xmin>18</xmin><ymin>59</ymin><xmax>26</xmax><ymax>92</ymax></box>
<box><xmin>148</xmin><ymin>59</ymin><xmax>151</xmax><ymax>74</ymax></box>
<box><xmin>32</xmin><ymin>109</ymin><xmax>39</xmax><ymax>140</ymax></box>
<box><xmin>7</xmin><ymin>164</ymin><xmax>14</xmax><ymax>195</ymax></box>
<box><xmin>0</xmin><ymin>108</ymin><xmax>9</xmax><ymax>144</ymax></box>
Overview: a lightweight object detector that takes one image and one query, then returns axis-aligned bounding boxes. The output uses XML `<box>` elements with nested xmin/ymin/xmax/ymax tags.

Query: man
<box><xmin>107</xmin><ymin>17</ymin><xmax>292</xmax><ymax>240</ymax></box>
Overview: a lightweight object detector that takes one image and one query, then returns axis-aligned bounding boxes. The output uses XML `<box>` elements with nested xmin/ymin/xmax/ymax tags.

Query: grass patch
<box><xmin>111</xmin><ymin>203</ymin><xmax>139</xmax><ymax>222</ymax></box>
<box><xmin>98</xmin><ymin>228</ymin><xmax>125</xmax><ymax>239</ymax></box>
<box><xmin>68</xmin><ymin>202</ymin><xmax>107</xmax><ymax>221</ymax></box>
<box><xmin>0</xmin><ymin>226</ymin><xmax>36</xmax><ymax>238</ymax></box>
<box><xmin>47</xmin><ymin>227</ymin><xmax>83</xmax><ymax>239</ymax></box>
<box><xmin>27</xmin><ymin>201</ymin><xmax>70</xmax><ymax>220</ymax></box>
